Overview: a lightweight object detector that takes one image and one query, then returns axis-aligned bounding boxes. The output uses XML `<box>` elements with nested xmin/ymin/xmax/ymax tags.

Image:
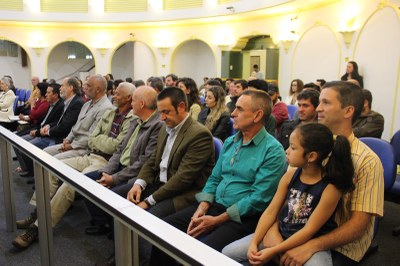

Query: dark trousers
<box><xmin>150</xmin><ymin>203</ymin><xmax>260</xmax><ymax>266</ymax></box>
<box><xmin>332</xmin><ymin>250</ymin><xmax>357</xmax><ymax>266</ymax></box>
<box><xmin>84</xmin><ymin>171</ymin><xmax>176</xmax><ymax>225</ymax></box>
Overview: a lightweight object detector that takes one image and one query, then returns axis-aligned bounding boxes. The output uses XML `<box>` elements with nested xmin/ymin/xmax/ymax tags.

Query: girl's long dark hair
<box><xmin>297</xmin><ymin>123</ymin><xmax>354</xmax><ymax>193</ymax></box>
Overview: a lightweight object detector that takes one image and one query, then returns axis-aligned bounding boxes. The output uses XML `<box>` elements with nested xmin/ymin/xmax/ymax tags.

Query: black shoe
<box><xmin>20</xmin><ymin>172</ymin><xmax>33</xmax><ymax>178</ymax></box>
<box><xmin>85</xmin><ymin>224</ymin><xmax>111</xmax><ymax>235</ymax></box>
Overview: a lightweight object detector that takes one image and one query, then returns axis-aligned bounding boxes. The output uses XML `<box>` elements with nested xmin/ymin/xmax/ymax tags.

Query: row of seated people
<box><xmin>8</xmin><ymin>76</ymin><xmax>383</xmax><ymax>266</ymax></box>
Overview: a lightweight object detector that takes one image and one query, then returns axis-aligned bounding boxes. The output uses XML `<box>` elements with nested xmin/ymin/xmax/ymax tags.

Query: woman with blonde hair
<box><xmin>198</xmin><ymin>86</ymin><xmax>231</xmax><ymax>141</ymax></box>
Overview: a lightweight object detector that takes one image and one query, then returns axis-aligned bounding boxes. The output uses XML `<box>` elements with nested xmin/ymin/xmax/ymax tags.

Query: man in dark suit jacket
<box><xmin>15</xmin><ymin>78</ymin><xmax>84</xmax><ymax>177</ymax></box>
<box><xmin>127</xmin><ymin>87</ymin><xmax>215</xmax><ymax>216</ymax></box>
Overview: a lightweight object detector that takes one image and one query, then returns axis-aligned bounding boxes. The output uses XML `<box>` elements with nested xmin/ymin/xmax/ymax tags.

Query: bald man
<box><xmin>84</xmin><ymin>86</ymin><xmax>163</xmax><ymax>233</ymax></box>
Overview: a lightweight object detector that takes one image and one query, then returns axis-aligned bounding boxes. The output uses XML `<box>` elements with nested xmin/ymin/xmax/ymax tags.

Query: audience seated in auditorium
<box><xmin>177</xmin><ymin>77</ymin><xmax>202</xmax><ymax>120</ymax></box>
<box><xmin>84</xmin><ymin>86</ymin><xmax>162</xmax><ymax>236</ymax></box>
<box><xmin>198</xmin><ymin>85</ymin><xmax>231</xmax><ymax>141</ymax></box>
<box><xmin>284</xmin><ymin>79</ymin><xmax>304</xmax><ymax>105</ymax></box>
<box><xmin>14</xmin><ymin>78</ymin><xmax>85</xmax><ymax>178</ymax></box>
<box><xmin>12</xmin><ymin>82</ymin><xmax>134</xmax><ymax>249</ymax></box>
<box><xmin>227</xmin><ymin>79</ymin><xmax>248</xmax><ymax>114</ymax></box>
<box><xmin>341</xmin><ymin>61</ymin><xmax>364</xmax><ymax>88</ymax></box>
<box><xmin>16</xmin><ymin>82</ymin><xmax>50</xmax><ymax>136</ymax></box>
<box><xmin>277</xmin><ymin>89</ymin><xmax>319</xmax><ymax>149</ymax></box>
<box><xmin>150</xmin><ymin>89</ymin><xmax>287</xmax><ymax>265</ymax></box>
<box><xmin>267</xmin><ymin>84</ymin><xmax>288</xmax><ymax>134</ymax></box>
<box><xmin>229</xmin><ymin>81</ymin><xmax>382</xmax><ymax>266</ymax></box>
<box><xmin>353</xmin><ymin>88</ymin><xmax>384</xmax><ymax>138</ymax></box>
<box><xmin>0</xmin><ymin>76</ymin><xmax>17</xmax><ymax>130</ymax></box>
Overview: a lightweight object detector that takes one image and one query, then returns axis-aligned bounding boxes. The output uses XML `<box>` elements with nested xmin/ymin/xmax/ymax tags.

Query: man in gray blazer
<box><xmin>84</xmin><ymin>86</ymin><xmax>163</xmax><ymax>234</ymax></box>
<box><xmin>44</xmin><ymin>74</ymin><xmax>114</xmax><ymax>160</ymax></box>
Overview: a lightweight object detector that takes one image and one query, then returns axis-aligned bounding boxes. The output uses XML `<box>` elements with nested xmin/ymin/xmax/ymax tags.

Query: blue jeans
<box><xmin>222</xmin><ymin>233</ymin><xmax>333</xmax><ymax>266</ymax></box>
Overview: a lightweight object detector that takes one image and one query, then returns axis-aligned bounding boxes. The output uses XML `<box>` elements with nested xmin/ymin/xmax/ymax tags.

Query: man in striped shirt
<box><xmin>277</xmin><ymin>81</ymin><xmax>384</xmax><ymax>265</ymax></box>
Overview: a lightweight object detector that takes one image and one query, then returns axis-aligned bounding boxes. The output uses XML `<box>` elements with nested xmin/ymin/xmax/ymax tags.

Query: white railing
<box><xmin>0</xmin><ymin>126</ymin><xmax>239</xmax><ymax>266</ymax></box>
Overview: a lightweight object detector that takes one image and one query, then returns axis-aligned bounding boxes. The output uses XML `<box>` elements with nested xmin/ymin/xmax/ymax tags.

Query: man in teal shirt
<box><xmin>151</xmin><ymin>89</ymin><xmax>287</xmax><ymax>264</ymax></box>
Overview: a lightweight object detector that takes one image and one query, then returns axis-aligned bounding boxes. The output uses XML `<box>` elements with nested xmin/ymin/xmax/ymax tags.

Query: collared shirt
<box><xmin>334</xmin><ymin>133</ymin><xmax>384</xmax><ymax>261</ymax></box>
<box><xmin>41</xmin><ymin>99</ymin><xmax>60</xmax><ymax>127</ymax></box>
<box><xmin>57</xmin><ymin>94</ymin><xmax>75</xmax><ymax>125</ymax></box>
<box><xmin>119</xmin><ymin>111</ymin><xmax>157</xmax><ymax>166</ymax></box>
<box><xmin>159</xmin><ymin>114</ymin><xmax>189</xmax><ymax>183</ymax></box>
<box><xmin>135</xmin><ymin>114</ymin><xmax>190</xmax><ymax>205</ymax></box>
<box><xmin>196</xmin><ymin>127</ymin><xmax>287</xmax><ymax>223</ymax></box>
<box><xmin>109</xmin><ymin>108</ymin><xmax>131</xmax><ymax>139</ymax></box>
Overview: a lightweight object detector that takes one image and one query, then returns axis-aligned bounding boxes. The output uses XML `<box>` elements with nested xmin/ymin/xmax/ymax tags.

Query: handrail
<box><xmin>0</xmin><ymin>126</ymin><xmax>240</xmax><ymax>266</ymax></box>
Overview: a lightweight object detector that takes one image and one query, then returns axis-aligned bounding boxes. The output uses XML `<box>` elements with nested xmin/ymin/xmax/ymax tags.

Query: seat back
<box><xmin>287</xmin><ymin>104</ymin><xmax>298</xmax><ymax>120</ymax></box>
<box><xmin>199</xmin><ymin>95</ymin><xmax>205</xmax><ymax>105</ymax></box>
<box><xmin>213</xmin><ymin>137</ymin><xmax>223</xmax><ymax>161</ymax></box>
<box><xmin>390</xmin><ymin>130</ymin><xmax>400</xmax><ymax>165</ymax></box>
<box><xmin>229</xmin><ymin>117</ymin><xmax>236</xmax><ymax>136</ymax></box>
<box><xmin>18</xmin><ymin>89</ymin><xmax>26</xmax><ymax>106</ymax></box>
<box><xmin>360</xmin><ymin>137</ymin><xmax>396</xmax><ymax>191</ymax></box>
<box><xmin>389</xmin><ymin>130</ymin><xmax>400</xmax><ymax>194</ymax></box>
<box><xmin>13</xmin><ymin>96</ymin><xmax>19</xmax><ymax>113</ymax></box>
<box><xmin>24</xmin><ymin>89</ymin><xmax>32</xmax><ymax>102</ymax></box>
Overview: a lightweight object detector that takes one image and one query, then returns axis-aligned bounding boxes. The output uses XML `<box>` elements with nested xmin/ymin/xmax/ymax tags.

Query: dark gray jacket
<box><xmin>99</xmin><ymin>112</ymin><xmax>163</xmax><ymax>185</ymax></box>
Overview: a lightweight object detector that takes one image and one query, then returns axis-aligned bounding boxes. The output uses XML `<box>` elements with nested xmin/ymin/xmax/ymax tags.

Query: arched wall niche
<box><xmin>110</xmin><ymin>40</ymin><xmax>156</xmax><ymax>82</ymax></box>
<box><xmin>47</xmin><ymin>40</ymin><xmax>95</xmax><ymax>82</ymax></box>
<box><xmin>171</xmin><ymin>39</ymin><xmax>216</xmax><ymax>86</ymax></box>
<box><xmin>353</xmin><ymin>5</ymin><xmax>400</xmax><ymax>139</ymax></box>
<box><xmin>0</xmin><ymin>38</ymin><xmax>32</xmax><ymax>89</ymax></box>
<box><xmin>291</xmin><ymin>23</ymin><xmax>341</xmax><ymax>88</ymax></box>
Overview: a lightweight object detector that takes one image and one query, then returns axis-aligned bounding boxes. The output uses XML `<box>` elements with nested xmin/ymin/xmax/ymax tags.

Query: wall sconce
<box><xmin>281</xmin><ymin>40</ymin><xmax>294</xmax><ymax>53</ymax></box>
<box><xmin>97</xmin><ymin>47</ymin><xmax>109</xmax><ymax>57</ymax></box>
<box><xmin>32</xmin><ymin>46</ymin><xmax>45</xmax><ymax>56</ymax></box>
<box><xmin>339</xmin><ymin>30</ymin><xmax>355</xmax><ymax>49</ymax></box>
<box><xmin>217</xmin><ymin>44</ymin><xmax>230</xmax><ymax>50</ymax></box>
<box><xmin>158</xmin><ymin>46</ymin><xmax>170</xmax><ymax>57</ymax></box>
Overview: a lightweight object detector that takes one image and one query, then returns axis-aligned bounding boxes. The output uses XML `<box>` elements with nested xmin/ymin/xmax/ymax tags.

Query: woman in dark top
<box><xmin>341</xmin><ymin>61</ymin><xmax>364</xmax><ymax>88</ymax></box>
<box><xmin>198</xmin><ymin>86</ymin><xmax>230</xmax><ymax>141</ymax></box>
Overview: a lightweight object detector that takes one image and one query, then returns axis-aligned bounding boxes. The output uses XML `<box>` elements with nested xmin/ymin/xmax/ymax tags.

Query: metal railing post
<box><xmin>0</xmin><ymin>137</ymin><xmax>16</xmax><ymax>232</ymax></box>
<box><xmin>34</xmin><ymin>162</ymin><xmax>54</xmax><ymax>266</ymax></box>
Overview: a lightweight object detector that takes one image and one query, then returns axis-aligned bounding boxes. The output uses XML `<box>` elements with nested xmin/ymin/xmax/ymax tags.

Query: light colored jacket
<box><xmin>66</xmin><ymin>94</ymin><xmax>114</xmax><ymax>151</ymax></box>
<box><xmin>0</xmin><ymin>90</ymin><xmax>16</xmax><ymax>122</ymax></box>
<box><xmin>88</xmin><ymin>108</ymin><xmax>134</xmax><ymax>155</ymax></box>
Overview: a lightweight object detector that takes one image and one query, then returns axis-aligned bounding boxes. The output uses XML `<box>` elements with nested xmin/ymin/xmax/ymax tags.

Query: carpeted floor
<box><xmin>1</xmin><ymin>154</ymin><xmax>400</xmax><ymax>265</ymax></box>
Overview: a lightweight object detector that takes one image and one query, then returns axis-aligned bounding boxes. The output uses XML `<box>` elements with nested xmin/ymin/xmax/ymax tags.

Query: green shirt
<box><xmin>196</xmin><ymin>127</ymin><xmax>287</xmax><ymax>223</ymax></box>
